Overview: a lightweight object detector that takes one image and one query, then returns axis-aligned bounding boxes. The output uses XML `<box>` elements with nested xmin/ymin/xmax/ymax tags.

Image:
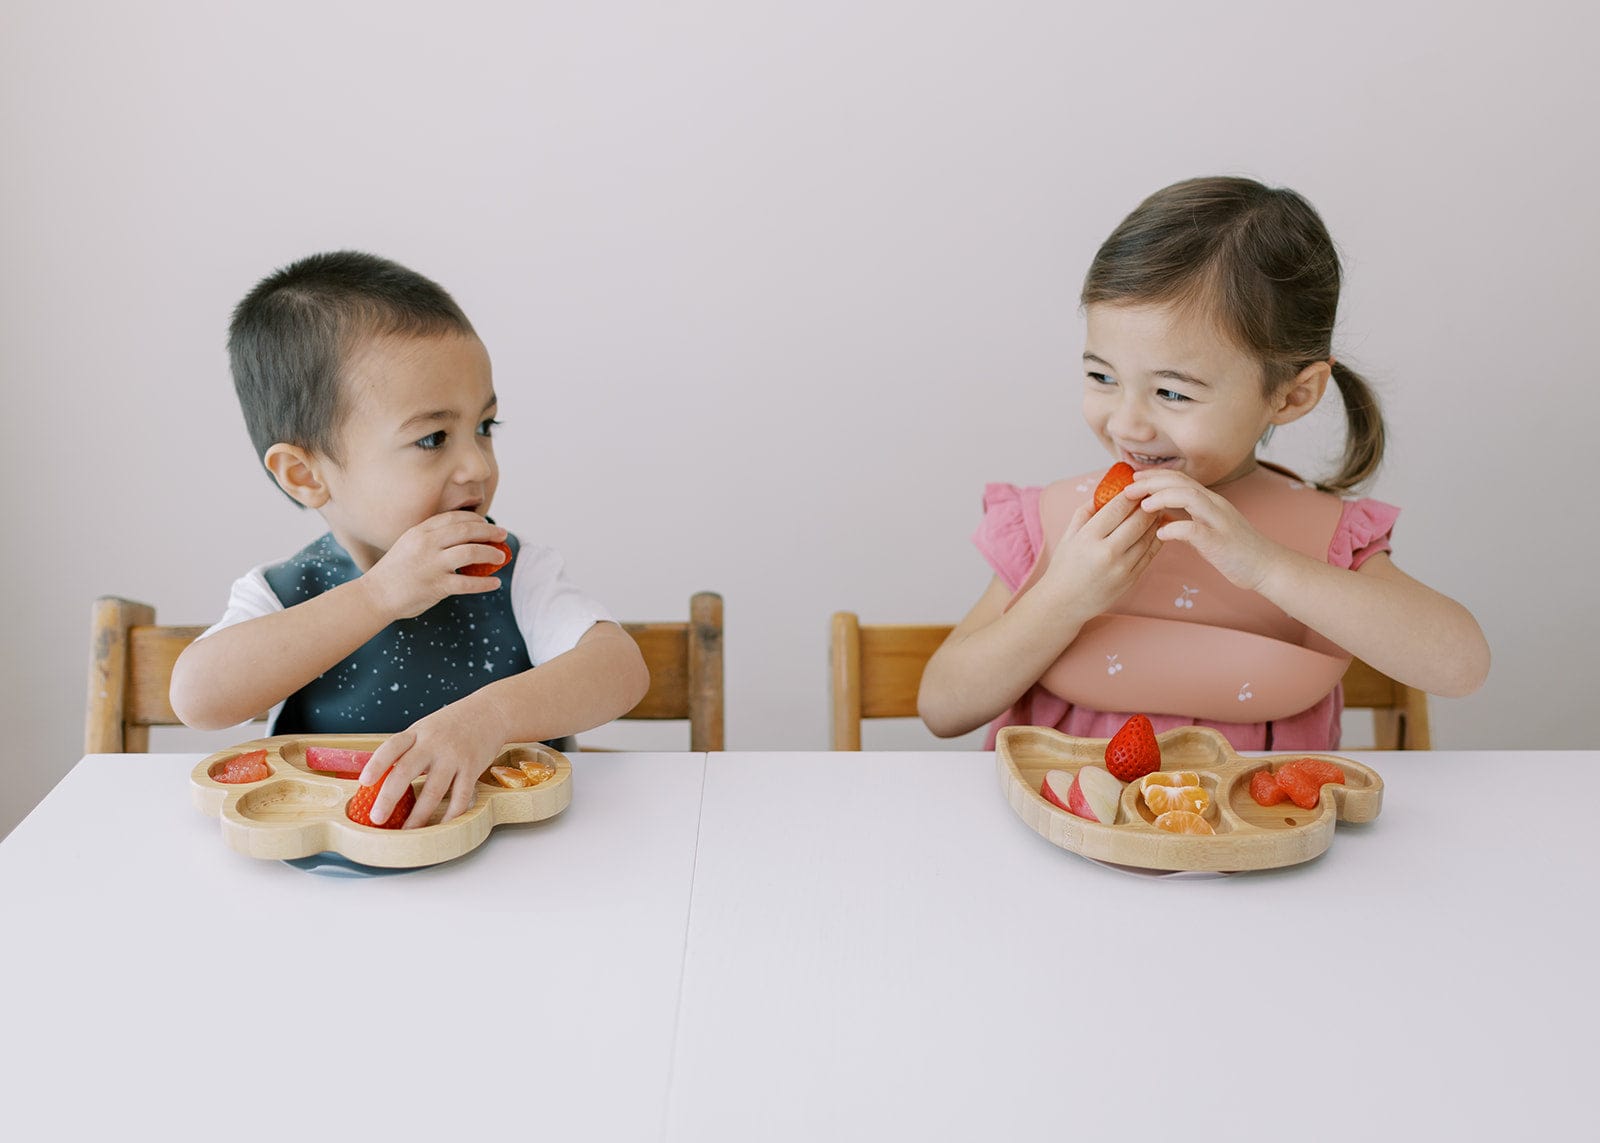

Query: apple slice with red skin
<box><xmin>1042</xmin><ymin>766</ymin><xmax>1123</xmax><ymax>824</ymax></box>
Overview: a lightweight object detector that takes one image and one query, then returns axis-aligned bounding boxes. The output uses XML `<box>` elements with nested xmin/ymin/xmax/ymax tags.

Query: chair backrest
<box><xmin>827</xmin><ymin>611</ymin><xmax>1430</xmax><ymax>751</ymax></box>
<box><xmin>86</xmin><ymin>591</ymin><xmax>725</xmax><ymax>753</ymax></box>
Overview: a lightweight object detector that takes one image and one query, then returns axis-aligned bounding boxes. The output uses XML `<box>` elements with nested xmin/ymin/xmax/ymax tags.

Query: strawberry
<box><xmin>1273</xmin><ymin>759</ymin><xmax>1346</xmax><ymax>810</ymax></box>
<box><xmin>212</xmin><ymin>748</ymin><xmax>270</xmax><ymax>784</ymax></box>
<box><xmin>1249</xmin><ymin>768</ymin><xmax>1288</xmax><ymax>807</ymax></box>
<box><xmin>1104</xmin><ymin>714</ymin><xmax>1160</xmax><ymax>782</ymax></box>
<box><xmin>304</xmin><ymin>746</ymin><xmax>372</xmax><ymax>777</ymax></box>
<box><xmin>346</xmin><ymin>767</ymin><xmax>416</xmax><ymax>829</ymax></box>
<box><xmin>1092</xmin><ymin>462</ymin><xmax>1135</xmax><ymax>513</ymax></box>
<box><xmin>458</xmin><ymin>540</ymin><xmax>512</xmax><ymax>577</ymax></box>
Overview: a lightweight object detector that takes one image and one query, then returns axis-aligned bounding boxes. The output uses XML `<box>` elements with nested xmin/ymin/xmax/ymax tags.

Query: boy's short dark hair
<box><xmin>228</xmin><ymin>251</ymin><xmax>475</xmax><ymax>491</ymax></box>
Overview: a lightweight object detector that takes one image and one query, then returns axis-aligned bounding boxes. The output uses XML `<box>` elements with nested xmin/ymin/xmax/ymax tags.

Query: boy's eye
<box><xmin>415</xmin><ymin>431</ymin><xmax>447</xmax><ymax>450</ymax></box>
<box><xmin>1087</xmin><ymin>372</ymin><xmax>1115</xmax><ymax>386</ymax></box>
<box><xmin>478</xmin><ymin>417</ymin><xmax>501</xmax><ymax>437</ymax></box>
<box><xmin>1157</xmin><ymin>388</ymin><xmax>1193</xmax><ymax>403</ymax></box>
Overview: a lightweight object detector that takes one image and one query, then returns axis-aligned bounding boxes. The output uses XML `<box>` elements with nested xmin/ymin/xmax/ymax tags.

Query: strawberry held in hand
<box><xmin>1092</xmin><ymin>462</ymin><xmax>1135</xmax><ymax>513</ymax></box>
<box><xmin>1105</xmin><ymin>714</ymin><xmax>1160</xmax><ymax>782</ymax></box>
<box><xmin>457</xmin><ymin>540</ymin><xmax>512</xmax><ymax>577</ymax></box>
<box><xmin>346</xmin><ymin>766</ymin><xmax>417</xmax><ymax>829</ymax></box>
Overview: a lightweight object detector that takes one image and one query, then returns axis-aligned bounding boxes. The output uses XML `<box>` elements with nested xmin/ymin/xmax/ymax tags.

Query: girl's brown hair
<box><xmin>1080</xmin><ymin>176</ymin><xmax>1383</xmax><ymax>493</ymax></box>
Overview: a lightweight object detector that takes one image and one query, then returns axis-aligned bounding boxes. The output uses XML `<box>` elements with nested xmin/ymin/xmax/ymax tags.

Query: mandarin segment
<box><xmin>1141</xmin><ymin>771</ymin><xmax>1202</xmax><ymax>790</ymax></box>
<box><xmin>1273</xmin><ymin>759</ymin><xmax>1346</xmax><ymax>810</ymax></box>
<box><xmin>1142</xmin><ymin>783</ymin><xmax>1210</xmax><ymax>816</ymax></box>
<box><xmin>1152</xmin><ymin>810</ymin><xmax>1214</xmax><ymax>835</ymax></box>
<box><xmin>1249</xmin><ymin>769</ymin><xmax>1288</xmax><ymax>806</ymax></box>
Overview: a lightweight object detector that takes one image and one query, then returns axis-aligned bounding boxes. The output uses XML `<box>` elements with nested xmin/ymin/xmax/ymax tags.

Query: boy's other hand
<box><xmin>358</xmin><ymin>701</ymin><xmax>505</xmax><ymax>828</ymax></box>
<box><xmin>363</xmin><ymin>513</ymin><xmax>510</xmax><ymax>620</ymax></box>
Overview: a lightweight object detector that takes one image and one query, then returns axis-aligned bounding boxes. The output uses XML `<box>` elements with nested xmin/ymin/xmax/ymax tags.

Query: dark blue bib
<box><xmin>263</xmin><ymin>532</ymin><xmax>555</xmax><ymax>741</ymax></box>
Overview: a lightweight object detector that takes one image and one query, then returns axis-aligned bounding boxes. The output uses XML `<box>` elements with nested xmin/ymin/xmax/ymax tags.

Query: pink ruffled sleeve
<box><xmin>971</xmin><ymin>483</ymin><xmax>1044</xmax><ymax>590</ymax></box>
<box><xmin>1328</xmin><ymin>498</ymin><xmax>1401</xmax><ymax>570</ymax></box>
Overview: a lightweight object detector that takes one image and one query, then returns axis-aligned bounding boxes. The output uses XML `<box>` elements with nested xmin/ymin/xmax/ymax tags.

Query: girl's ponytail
<box><xmin>1324</xmin><ymin>360</ymin><xmax>1385</xmax><ymax>494</ymax></box>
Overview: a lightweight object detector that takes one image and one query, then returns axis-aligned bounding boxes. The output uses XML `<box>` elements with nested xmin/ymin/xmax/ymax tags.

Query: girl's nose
<box><xmin>1106</xmin><ymin>393</ymin><xmax>1154</xmax><ymax>441</ymax></box>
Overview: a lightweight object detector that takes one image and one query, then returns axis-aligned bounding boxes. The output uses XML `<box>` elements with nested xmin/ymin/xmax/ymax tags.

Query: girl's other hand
<box><xmin>1131</xmin><ymin>470</ymin><xmax>1283</xmax><ymax>592</ymax></box>
<box><xmin>362</xmin><ymin>512</ymin><xmax>509</xmax><ymax>621</ymax></box>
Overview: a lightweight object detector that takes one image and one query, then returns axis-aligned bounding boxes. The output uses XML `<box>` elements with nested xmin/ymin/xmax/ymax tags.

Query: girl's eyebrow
<box><xmin>1084</xmin><ymin>352</ymin><xmax>1209</xmax><ymax>388</ymax></box>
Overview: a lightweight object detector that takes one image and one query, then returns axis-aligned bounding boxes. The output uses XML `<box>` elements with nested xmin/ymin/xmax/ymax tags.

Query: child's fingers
<box><xmin>359</xmin><ymin>730</ymin><xmax>413</xmax><ymax>787</ymax></box>
<box><xmin>404</xmin><ymin>765</ymin><xmax>455</xmax><ymax>829</ymax></box>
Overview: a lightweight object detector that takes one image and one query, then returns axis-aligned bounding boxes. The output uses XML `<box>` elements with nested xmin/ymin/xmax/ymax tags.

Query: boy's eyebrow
<box><xmin>1083</xmin><ymin>352</ymin><xmax>1209</xmax><ymax>388</ymax></box>
<box><xmin>397</xmin><ymin>394</ymin><xmax>498</xmax><ymax>434</ymax></box>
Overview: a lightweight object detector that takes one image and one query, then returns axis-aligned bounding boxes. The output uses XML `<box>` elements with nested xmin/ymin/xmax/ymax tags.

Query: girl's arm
<box><xmin>1133</xmin><ymin>471</ymin><xmax>1490</xmax><ymax>697</ymax></box>
<box><xmin>1257</xmin><ymin>551</ymin><xmax>1489</xmax><ymax>697</ymax></box>
<box><xmin>919</xmin><ymin>494</ymin><xmax>1163</xmax><ymax>738</ymax></box>
<box><xmin>358</xmin><ymin>621</ymin><xmax>650</xmax><ymax>827</ymax></box>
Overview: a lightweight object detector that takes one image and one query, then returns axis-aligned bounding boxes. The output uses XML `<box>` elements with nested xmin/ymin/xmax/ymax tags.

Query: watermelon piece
<box><xmin>305</xmin><ymin>746</ymin><xmax>372</xmax><ymax>777</ymax></box>
<box><xmin>211</xmin><ymin>749</ymin><xmax>270</xmax><ymax>784</ymax></box>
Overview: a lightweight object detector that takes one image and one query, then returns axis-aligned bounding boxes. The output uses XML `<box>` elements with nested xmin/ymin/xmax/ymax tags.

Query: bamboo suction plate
<box><xmin>996</xmin><ymin>725</ymin><xmax>1381</xmax><ymax>872</ymax></box>
<box><xmin>191</xmin><ymin>734</ymin><xmax>572</xmax><ymax>868</ymax></box>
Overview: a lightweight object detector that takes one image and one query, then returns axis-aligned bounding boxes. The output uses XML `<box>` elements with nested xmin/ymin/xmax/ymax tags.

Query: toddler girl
<box><xmin>918</xmin><ymin>176</ymin><xmax>1489</xmax><ymax>750</ymax></box>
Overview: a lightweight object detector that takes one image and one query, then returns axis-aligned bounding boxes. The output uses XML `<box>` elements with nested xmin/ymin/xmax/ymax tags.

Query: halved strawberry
<box><xmin>346</xmin><ymin>767</ymin><xmax>416</xmax><ymax>829</ymax></box>
<box><xmin>304</xmin><ymin>746</ymin><xmax>371</xmax><ymax>777</ymax></box>
<box><xmin>211</xmin><ymin>749</ymin><xmax>270</xmax><ymax>784</ymax></box>
<box><xmin>1093</xmin><ymin>462</ymin><xmax>1135</xmax><ymax>512</ymax></box>
<box><xmin>1105</xmin><ymin>714</ymin><xmax>1160</xmax><ymax>782</ymax></box>
<box><xmin>457</xmin><ymin>540</ymin><xmax>512</xmax><ymax>577</ymax></box>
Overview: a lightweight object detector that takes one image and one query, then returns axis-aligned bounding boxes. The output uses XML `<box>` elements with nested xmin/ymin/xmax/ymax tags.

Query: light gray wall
<box><xmin>5</xmin><ymin>0</ymin><xmax>1596</xmax><ymax>838</ymax></box>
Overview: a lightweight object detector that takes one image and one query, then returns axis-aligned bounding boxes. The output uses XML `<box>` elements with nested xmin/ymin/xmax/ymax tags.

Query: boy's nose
<box><xmin>455</xmin><ymin>440</ymin><xmax>494</xmax><ymax>483</ymax></box>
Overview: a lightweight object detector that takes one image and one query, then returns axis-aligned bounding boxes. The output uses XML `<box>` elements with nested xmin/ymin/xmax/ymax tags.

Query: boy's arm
<box><xmin>169</xmin><ymin>578</ymin><xmax>394</xmax><ymax>730</ymax></box>
<box><xmin>359</xmin><ymin>620</ymin><xmax>650</xmax><ymax>827</ymax></box>
<box><xmin>170</xmin><ymin>512</ymin><xmax>509</xmax><ymax>730</ymax></box>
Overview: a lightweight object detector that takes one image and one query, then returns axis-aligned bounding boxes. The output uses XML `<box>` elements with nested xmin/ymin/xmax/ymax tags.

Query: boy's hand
<box><xmin>357</xmin><ymin>701</ymin><xmax>508</xmax><ymax>828</ymax></box>
<box><xmin>1037</xmin><ymin>483</ymin><xmax>1163</xmax><ymax>618</ymax></box>
<box><xmin>1131</xmin><ymin>469</ymin><xmax>1285</xmax><ymax>592</ymax></box>
<box><xmin>362</xmin><ymin>512</ymin><xmax>510</xmax><ymax>620</ymax></box>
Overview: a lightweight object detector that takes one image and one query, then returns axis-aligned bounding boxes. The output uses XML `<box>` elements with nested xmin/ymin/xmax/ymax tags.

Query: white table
<box><xmin>4</xmin><ymin>750</ymin><xmax>1592</xmax><ymax>1142</ymax></box>
<box><xmin>0</xmin><ymin>751</ymin><xmax>707</xmax><ymax>1142</ymax></box>
<box><xmin>665</xmin><ymin>751</ymin><xmax>1595</xmax><ymax>1143</ymax></box>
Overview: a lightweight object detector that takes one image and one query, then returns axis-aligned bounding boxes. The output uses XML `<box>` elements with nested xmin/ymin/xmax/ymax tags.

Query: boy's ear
<box><xmin>1269</xmin><ymin>361</ymin><xmax>1332</xmax><ymax>427</ymax></box>
<box><xmin>263</xmin><ymin>443</ymin><xmax>331</xmax><ymax>509</ymax></box>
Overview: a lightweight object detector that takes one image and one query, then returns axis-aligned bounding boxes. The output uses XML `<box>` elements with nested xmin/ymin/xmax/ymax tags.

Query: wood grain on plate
<box><xmin>191</xmin><ymin>734</ymin><xmax>571</xmax><ymax>868</ymax></box>
<box><xmin>996</xmin><ymin>725</ymin><xmax>1381</xmax><ymax>872</ymax></box>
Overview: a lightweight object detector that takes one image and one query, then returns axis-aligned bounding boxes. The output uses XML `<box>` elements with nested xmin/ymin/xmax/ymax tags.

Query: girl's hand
<box><xmin>1131</xmin><ymin>470</ymin><xmax>1286</xmax><ymax>592</ymax></box>
<box><xmin>358</xmin><ymin>700</ymin><xmax>508</xmax><ymax>828</ymax></box>
<box><xmin>1037</xmin><ymin>488</ymin><xmax>1164</xmax><ymax>617</ymax></box>
<box><xmin>362</xmin><ymin>512</ymin><xmax>509</xmax><ymax>621</ymax></box>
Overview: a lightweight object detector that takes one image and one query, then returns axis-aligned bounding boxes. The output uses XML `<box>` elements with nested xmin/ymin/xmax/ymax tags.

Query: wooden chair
<box><xmin>828</xmin><ymin>611</ymin><xmax>1429</xmax><ymax>751</ymax></box>
<box><xmin>86</xmin><ymin>591</ymin><xmax>725</xmax><ymax>753</ymax></box>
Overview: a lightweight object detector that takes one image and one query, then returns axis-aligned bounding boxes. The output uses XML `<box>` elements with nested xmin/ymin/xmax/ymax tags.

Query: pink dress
<box><xmin>973</xmin><ymin>480</ymin><xmax>1400</xmax><ymax>752</ymax></box>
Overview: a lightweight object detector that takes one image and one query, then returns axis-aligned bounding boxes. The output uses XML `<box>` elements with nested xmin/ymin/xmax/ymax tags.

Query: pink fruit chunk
<box><xmin>305</xmin><ymin>746</ymin><xmax>372</xmax><ymax>777</ymax></box>
<box><xmin>211</xmin><ymin>749</ymin><xmax>270</xmax><ymax>784</ymax></box>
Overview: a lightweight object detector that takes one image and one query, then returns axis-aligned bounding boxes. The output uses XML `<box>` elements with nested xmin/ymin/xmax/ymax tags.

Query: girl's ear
<box><xmin>1269</xmin><ymin>361</ymin><xmax>1332</xmax><ymax>426</ymax></box>
<box><xmin>264</xmin><ymin>443</ymin><xmax>331</xmax><ymax>509</ymax></box>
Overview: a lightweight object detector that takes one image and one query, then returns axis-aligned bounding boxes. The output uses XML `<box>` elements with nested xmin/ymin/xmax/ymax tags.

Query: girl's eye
<box><xmin>478</xmin><ymin>417</ymin><xmax>501</xmax><ymax>437</ymax></box>
<box><xmin>1087</xmin><ymin>372</ymin><xmax>1115</xmax><ymax>386</ymax></box>
<box><xmin>1157</xmin><ymin>388</ymin><xmax>1192</xmax><ymax>404</ymax></box>
<box><xmin>415</xmin><ymin>431</ymin><xmax>447</xmax><ymax>450</ymax></box>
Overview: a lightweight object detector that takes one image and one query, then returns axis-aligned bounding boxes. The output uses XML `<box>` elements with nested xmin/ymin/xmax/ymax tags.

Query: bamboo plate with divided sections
<box><xmin>997</xmin><ymin>725</ymin><xmax>1382</xmax><ymax>872</ymax></box>
<box><xmin>191</xmin><ymin>734</ymin><xmax>572</xmax><ymax>868</ymax></box>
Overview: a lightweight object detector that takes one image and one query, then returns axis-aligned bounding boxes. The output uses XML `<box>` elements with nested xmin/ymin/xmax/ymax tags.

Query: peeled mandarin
<box><xmin>1153</xmin><ymin>810</ymin><xmax>1215</xmax><ymax>835</ymax></box>
<box><xmin>1143</xmin><ymin>784</ymin><xmax>1210</xmax><ymax>816</ymax></box>
<box><xmin>1141</xmin><ymin>771</ymin><xmax>1202</xmax><ymax>790</ymax></box>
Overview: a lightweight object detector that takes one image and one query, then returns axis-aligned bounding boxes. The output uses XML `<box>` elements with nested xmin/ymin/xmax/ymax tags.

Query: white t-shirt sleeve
<box><xmin>508</xmin><ymin>543</ymin><xmax>616</xmax><ymax>664</ymax></box>
<box><xmin>198</xmin><ymin>566</ymin><xmax>286</xmax><ymax>639</ymax></box>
